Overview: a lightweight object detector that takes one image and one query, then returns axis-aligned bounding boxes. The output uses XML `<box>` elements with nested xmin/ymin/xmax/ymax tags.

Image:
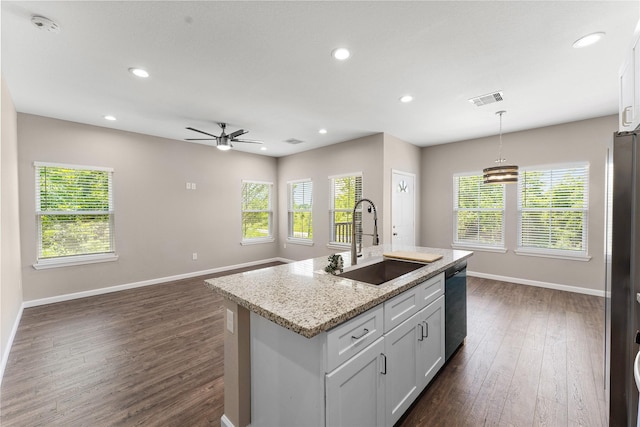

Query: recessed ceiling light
<box><xmin>332</xmin><ymin>48</ymin><xmax>351</xmax><ymax>61</ymax></box>
<box><xmin>400</xmin><ymin>95</ymin><xmax>413</xmax><ymax>103</ymax></box>
<box><xmin>128</xmin><ymin>67</ymin><xmax>150</xmax><ymax>78</ymax></box>
<box><xmin>260</xmin><ymin>146</ymin><xmax>267</xmax><ymax>151</ymax></box>
<box><xmin>572</xmin><ymin>32</ymin><xmax>605</xmax><ymax>48</ymax></box>
<box><xmin>319</xmin><ymin>128</ymin><xmax>328</xmax><ymax>134</ymax></box>
<box><xmin>104</xmin><ymin>115</ymin><xmax>117</xmax><ymax>121</ymax></box>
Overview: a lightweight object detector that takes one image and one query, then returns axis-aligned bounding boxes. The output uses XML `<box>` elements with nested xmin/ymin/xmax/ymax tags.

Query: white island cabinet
<box><xmin>251</xmin><ymin>272</ymin><xmax>445</xmax><ymax>427</ymax></box>
<box><xmin>205</xmin><ymin>245</ymin><xmax>472</xmax><ymax>427</ymax></box>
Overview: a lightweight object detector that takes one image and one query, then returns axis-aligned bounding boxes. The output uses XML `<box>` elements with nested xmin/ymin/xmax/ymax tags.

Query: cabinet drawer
<box><xmin>384</xmin><ymin>285</ymin><xmax>420</xmax><ymax>333</ymax></box>
<box><xmin>326</xmin><ymin>304</ymin><xmax>384</xmax><ymax>372</ymax></box>
<box><xmin>418</xmin><ymin>272</ymin><xmax>444</xmax><ymax>309</ymax></box>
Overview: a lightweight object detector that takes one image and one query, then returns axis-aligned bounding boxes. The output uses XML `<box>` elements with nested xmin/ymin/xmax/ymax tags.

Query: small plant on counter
<box><xmin>325</xmin><ymin>254</ymin><xmax>344</xmax><ymax>275</ymax></box>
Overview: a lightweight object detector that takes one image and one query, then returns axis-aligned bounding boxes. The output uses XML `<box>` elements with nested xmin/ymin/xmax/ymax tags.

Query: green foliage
<box><xmin>242</xmin><ymin>182</ymin><xmax>272</xmax><ymax>239</ymax></box>
<box><xmin>290</xmin><ymin>182</ymin><xmax>313</xmax><ymax>239</ymax></box>
<box><xmin>38</xmin><ymin>166</ymin><xmax>113</xmax><ymax>259</ymax></box>
<box><xmin>331</xmin><ymin>176</ymin><xmax>362</xmax><ymax>243</ymax></box>
<box><xmin>455</xmin><ymin>175</ymin><xmax>504</xmax><ymax>245</ymax></box>
<box><xmin>520</xmin><ymin>169</ymin><xmax>586</xmax><ymax>251</ymax></box>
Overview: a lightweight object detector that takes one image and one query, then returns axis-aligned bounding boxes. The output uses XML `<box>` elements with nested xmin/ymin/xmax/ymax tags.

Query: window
<box><xmin>34</xmin><ymin>162</ymin><xmax>116</xmax><ymax>268</ymax></box>
<box><xmin>287</xmin><ymin>179</ymin><xmax>313</xmax><ymax>244</ymax></box>
<box><xmin>517</xmin><ymin>163</ymin><xmax>589</xmax><ymax>259</ymax></box>
<box><xmin>241</xmin><ymin>181</ymin><xmax>273</xmax><ymax>244</ymax></box>
<box><xmin>329</xmin><ymin>173</ymin><xmax>362</xmax><ymax>246</ymax></box>
<box><xmin>453</xmin><ymin>173</ymin><xmax>505</xmax><ymax>250</ymax></box>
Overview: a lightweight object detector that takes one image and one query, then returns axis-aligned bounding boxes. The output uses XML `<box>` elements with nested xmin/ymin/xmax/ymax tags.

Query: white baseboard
<box><xmin>0</xmin><ymin>303</ymin><xmax>24</xmax><ymax>387</ymax></box>
<box><xmin>467</xmin><ymin>270</ymin><xmax>605</xmax><ymax>297</ymax></box>
<box><xmin>24</xmin><ymin>257</ymin><xmax>290</xmax><ymax>308</ymax></box>
<box><xmin>221</xmin><ymin>414</ymin><xmax>235</xmax><ymax>427</ymax></box>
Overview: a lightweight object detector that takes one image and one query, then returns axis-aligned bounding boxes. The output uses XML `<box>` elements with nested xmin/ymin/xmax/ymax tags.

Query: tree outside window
<box><xmin>453</xmin><ymin>174</ymin><xmax>505</xmax><ymax>247</ymax></box>
<box><xmin>518</xmin><ymin>164</ymin><xmax>589</xmax><ymax>254</ymax></box>
<box><xmin>288</xmin><ymin>180</ymin><xmax>313</xmax><ymax>241</ymax></box>
<box><xmin>35</xmin><ymin>163</ymin><xmax>115</xmax><ymax>263</ymax></box>
<box><xmin>241</xmin><ymin>181</ymin><xmax>273</xmax><ymax>241</ymax></box>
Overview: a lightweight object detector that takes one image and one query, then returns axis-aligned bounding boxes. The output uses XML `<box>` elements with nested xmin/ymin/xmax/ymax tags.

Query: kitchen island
<box><xmin>205</xmin><ymin>245</ymin><xmax>472</xmax><ymax>427</ymax></box>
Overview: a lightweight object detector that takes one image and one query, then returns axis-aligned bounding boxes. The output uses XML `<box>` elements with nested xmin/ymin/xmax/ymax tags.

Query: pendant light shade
<box><xmin>483</xmin><ymin>110</ymin><xmax>518</xmax><ymax>184</ymax></box>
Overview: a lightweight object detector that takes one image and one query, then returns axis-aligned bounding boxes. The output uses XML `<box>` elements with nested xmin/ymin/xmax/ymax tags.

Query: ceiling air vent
<box><xmin>468</xmin><ymin>91</ymin><xmax>504</xmax><ymax>107</ymax></box>
<box><xmin>284</xmin><ymin>138</ymin><xmax>304</xmax><ymax>145</ymax></box>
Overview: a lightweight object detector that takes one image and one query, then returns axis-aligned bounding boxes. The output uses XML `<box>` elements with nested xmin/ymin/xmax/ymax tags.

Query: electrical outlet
<box><xmin>226</xmin><ymin>309</ymin><xmax>234</xmax><ymax>333</ymax></box>
<box><xmin>192</xmin><ymin>252</ymin><xmax>198</xmax><ymax>261</ymax></box>
<box><xmin>186</xmin><ymin>182</ymin><xmax>192</xmax><ymax>190</ymax></box>
<box><xmin>284</xmin><ymin>243</ymin><xmax>287</xmax><ymax>249</ymax></box>
<box><xmin>191</xmin><ymin>182</ymin><xmax>197</xmax><ymax>190</ymax></box>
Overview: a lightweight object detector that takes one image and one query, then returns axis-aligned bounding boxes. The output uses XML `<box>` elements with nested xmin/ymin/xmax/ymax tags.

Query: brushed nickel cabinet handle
<box><xmin>423</xmin><ymin>321</ymin><xmax>429</xmax><ymax>339</ymax></box>
<box><xmin>351</xmin><ymin>328</ymin><xmax>369</xmax><ymax>340</ymax></box>
<box><xmin>380</xmin><ymin>353</ymin><xmax>387</xmax><ymax>375</ymax></box>
<box><xmin>418</xmin><ymin>323</ymin><xmax>424</xmax><ymax>341</ymax></box>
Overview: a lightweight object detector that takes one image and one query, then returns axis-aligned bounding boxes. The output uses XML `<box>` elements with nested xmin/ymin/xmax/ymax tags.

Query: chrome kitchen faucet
<box><xmin>350</xmin><ymin>198</ymin><xmax>379</xmax><ymax>265</ymax></box>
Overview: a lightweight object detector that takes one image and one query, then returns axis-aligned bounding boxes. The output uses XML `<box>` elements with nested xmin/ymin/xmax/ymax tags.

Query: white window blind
<box><xmin>329</xmin><ymin>173</ymin><xmax>362</xmax><ymax>245</ymax></box>
<box><xmin>35</xmin><ymin>162</ymin><xmax>115</xmax><ymax>261</ymax></box>
<box><xmin>518</xmin><ymin>164</ymin><xmax>589</xmax><ymax>255</ymax></box>
<box><xmin>453</xmin><ymin>173</ymin><xmax>505</xmax><ymax>247</ymax></box>
<box><xmin>288</xmin><ymin>179</ymin><xmax>313</xmax><ymax>241</ymax></box>
<box><xmin>241</xmin><ymin>181</ymin><xmax>273</xmax><ymax>241</ymax></box>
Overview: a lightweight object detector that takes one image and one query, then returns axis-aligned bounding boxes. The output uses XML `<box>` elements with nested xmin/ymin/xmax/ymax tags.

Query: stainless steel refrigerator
<box><xmin>606</xmin><ymin>130</ymin><xmax>640</xmax><ymax>427</ymax></box>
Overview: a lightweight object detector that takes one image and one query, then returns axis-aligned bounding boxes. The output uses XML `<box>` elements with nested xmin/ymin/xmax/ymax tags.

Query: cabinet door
<box><xmin>417</xmin><ymin>295</ymin><xmax>445</xmax><ymax>389</ymax></box>
<box><xmin>384</xmin><ymin>313</ymin><xmax>421</xmax><ymax>427</ymax></box>
<box><xmin>620</xmin><ymin>50</ymin><xmax>635</xmax><ymax>131</ymax></box>
<box><xmin>326</xmin><ymin>337</ymin><xmax>385</xmax><ymax>427</ymax></box>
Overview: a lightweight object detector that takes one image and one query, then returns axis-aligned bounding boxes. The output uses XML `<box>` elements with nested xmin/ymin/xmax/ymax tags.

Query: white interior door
<box><xmin>391</xmin><ymin>170</ymin><xmax>416</xmax><ymax>247</ymax></box>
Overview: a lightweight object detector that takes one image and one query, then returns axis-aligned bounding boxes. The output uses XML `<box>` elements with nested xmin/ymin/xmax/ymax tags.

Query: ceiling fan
<box><xmin>185</xmin><ymin>123</ymin><xmax>263</xmax><ymax>151</ymax></box>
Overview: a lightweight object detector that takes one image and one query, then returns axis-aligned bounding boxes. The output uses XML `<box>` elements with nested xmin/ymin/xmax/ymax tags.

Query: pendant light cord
<box><xmin>496</xmin><ymin>110</ymin><xmax>505</xmax><ymax>164</ymax></box>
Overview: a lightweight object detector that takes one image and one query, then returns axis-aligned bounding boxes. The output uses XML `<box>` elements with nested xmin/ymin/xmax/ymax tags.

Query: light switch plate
<box><xmin>636</xmin><ymin>293</ymin><xmax>640</xmax><ymax>304</ymax></box>
<box><xmin>226</xmin><ymin>309</ymin><xmax>234</xmax><ymax>333</ymax></box>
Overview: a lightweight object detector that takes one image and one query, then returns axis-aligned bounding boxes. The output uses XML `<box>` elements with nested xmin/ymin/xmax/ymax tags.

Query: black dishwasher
<box><xmin>445</xmin><ymin>260</ymin><xmax>467</xmax><ymax>361</ymax></box>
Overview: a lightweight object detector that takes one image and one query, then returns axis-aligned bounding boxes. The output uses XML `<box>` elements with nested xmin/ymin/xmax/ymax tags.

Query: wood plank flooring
<box><xmin>1</xmin><ymin>270</ymin><xmax>606</xmax><ymax>426</ymax></box>
<box><xmin>397</xmin><ymin>278</ymin><xmax>606</xmax><ymax>427</ymax></box>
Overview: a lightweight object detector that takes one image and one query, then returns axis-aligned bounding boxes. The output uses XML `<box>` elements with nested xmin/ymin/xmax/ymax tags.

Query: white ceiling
<box><xmin>2</xmin><ymin>1</ymin><xmax>639</xmax><ymax>157</ymax></box>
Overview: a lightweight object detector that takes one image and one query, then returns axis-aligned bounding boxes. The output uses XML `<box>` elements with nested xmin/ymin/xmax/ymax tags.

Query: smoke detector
<box><xmin>468</xmin><ymin>91</ymin><xmax>504</xmax><ymax>107</ymax></box>
<box><xmin>31</xmin><ymin>16</ymin><xmax>60</xmax><ymax>33</ymax></box>
<box><xmin>284</xmin><ymin>138</ymin><xmax>304</xmax><ymax>145</ymax></box>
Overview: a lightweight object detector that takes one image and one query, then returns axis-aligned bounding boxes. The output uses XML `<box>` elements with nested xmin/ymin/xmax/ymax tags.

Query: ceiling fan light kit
<box><xmin>185</xmin><ymin>122</ymin><xmax>263</xmax><ymax>152</ymax></box>
<box><xmin>483</xmin><ymin>110</ymin><xmax>518</xmax><ymax>185</ymax></box>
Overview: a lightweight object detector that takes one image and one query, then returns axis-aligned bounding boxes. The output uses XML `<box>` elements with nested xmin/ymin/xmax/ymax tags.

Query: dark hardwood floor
<box><xmin>1</xmin><ymin>269</ymin><xmax>606</xmax><ymax>426</ymax></box>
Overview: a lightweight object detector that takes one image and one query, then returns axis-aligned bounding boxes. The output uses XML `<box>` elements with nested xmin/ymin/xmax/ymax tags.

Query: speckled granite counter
<box><xmin>205</xmin><ymin>245</ymin><xmax>472</xmax><ymax>338</ymax></box>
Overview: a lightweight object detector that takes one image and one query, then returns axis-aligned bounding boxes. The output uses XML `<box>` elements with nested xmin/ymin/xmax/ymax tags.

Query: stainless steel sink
<box><xmin>338</xmin><ymin>259</ymin><xmax>425</xmax><ymax>285</ymax></box>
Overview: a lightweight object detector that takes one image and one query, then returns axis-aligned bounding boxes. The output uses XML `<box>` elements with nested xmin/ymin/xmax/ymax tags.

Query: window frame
<box><xmin>287</xmin><ymin>178</ymin><xmax>314</xmax><ymax>246</ymax></box>
<box><xmin>452</xmin><ymin>172</ymin><xmax>506</xmax><ymax>253</ymax></box>
<box><xmin>240</xmin><ymin>180</ymin><xmax>275</xmax><ymax>245</ymax></box>
<box><xmin>328</xmin><ymin>172</ymin><xmax>363</xmax><ymax>249</ymax></box>
<box><xmin>33</xmin><ymin>161</ymin><xmax>118</xmax><ymax>270</ymax></box>
<box><xmin>516</xmin><ymin>162</ymin><xmax>590</xmax><ymax>261</ymax></box>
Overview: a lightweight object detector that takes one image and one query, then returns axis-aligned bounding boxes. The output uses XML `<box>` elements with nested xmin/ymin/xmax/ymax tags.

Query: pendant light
<box><xmin>483</xmin><ymin>110</ymin><xmax>518</xmax><ymax>184</ymax></box>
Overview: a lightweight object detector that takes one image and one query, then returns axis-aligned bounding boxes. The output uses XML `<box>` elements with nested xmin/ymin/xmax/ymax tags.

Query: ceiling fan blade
<box><xmin>186</xmin><ymin>127</ymin><xmax>219</xmax><ymax>138</ymax></box>
<box><xmin>229</xmin><ymin>129</ymin><xmax>247</xmax><ymax>139</ymax></box>
<box><xmin>234</xmin><ymin>139</ymin><xmax>263</xmax><ymax>144</ymax></box>
<box><xmin>185</xmin><ymin>138</ymin><xmax>217</xmax><ymax>141</ymax></box>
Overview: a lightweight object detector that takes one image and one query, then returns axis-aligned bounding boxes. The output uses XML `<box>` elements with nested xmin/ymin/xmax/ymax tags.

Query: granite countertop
<box><xmin>205</xmin><ymin>245</ymin><xmax>472</xmax><ymax>338</ymax></box>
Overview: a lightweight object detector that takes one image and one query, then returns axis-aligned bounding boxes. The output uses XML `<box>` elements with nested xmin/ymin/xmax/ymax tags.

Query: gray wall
<box><xmin>420</xmin><ymin>115</ymin><xmax>617</xmax><ymax>292</ymax></box>
<box><xmin>17</xmin><ymin>114</ymin><xmax>278</xmax><ymax>302</ymax></box>
<box><xmin>1</xmin><ymin>77</ymin><xmax>23</xmax><ymax>377</ymax></box>
<box><xmin>276</xmin><ymin>133</ymin><xmax>384</xmax><ymax>261</ymax></box>
<box><xmin>383</xmin><ymin>133</ymin><xmax>422</xmax><ymax>244</ymax></box>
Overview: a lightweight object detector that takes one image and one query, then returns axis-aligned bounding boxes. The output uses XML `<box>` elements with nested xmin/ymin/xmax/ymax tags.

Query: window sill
<box><xmin>241</xmin><ymin>237</ymin><xmax>275</xmax><ymax>246</ymax></box>
<box><xmin>514</xmin><ymin>248</ymin><xmax>591</xmax><ymax>262</ymax></box>
<box><xmin>33</xmin><ymin>253</ymin><xmax>119</xmax><ymax>270</ymax></box>
<box><xmin>451</xmin><ymin>243</ymin><xmax>507</xmax><ymax>254</ymax></box>
<box><xmin>327</xmin><ymin>243</ymin><xmax>350</xmax><ymax>251</ymax></box>
<box><xmin>287</xmin><ymin>238</ymin><xmax>314</xmax><ymax>247</ymax></box>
